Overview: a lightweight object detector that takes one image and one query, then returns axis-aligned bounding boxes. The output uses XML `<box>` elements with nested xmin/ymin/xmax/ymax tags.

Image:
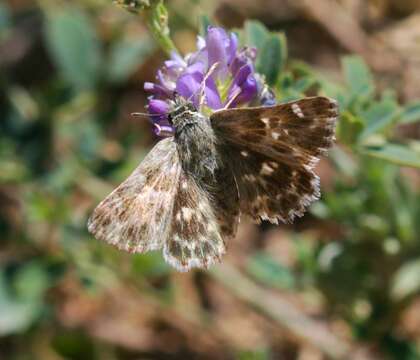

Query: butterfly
<box><xmin>87</xmin><ymin>94</ymin><xmax>338</xmax><ymax>271</ymax></box>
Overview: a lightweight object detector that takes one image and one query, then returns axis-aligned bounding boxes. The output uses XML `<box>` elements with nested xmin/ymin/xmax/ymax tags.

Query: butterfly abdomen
<box><xmin>173</xmin><ymin>110</ymin><xmax>219</xmax><ymax>181</ymax></box>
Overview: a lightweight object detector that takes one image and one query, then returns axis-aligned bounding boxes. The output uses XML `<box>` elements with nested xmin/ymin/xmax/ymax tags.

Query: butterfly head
<box><xmin>167</xmin><ymin>93</ymin><xmax>200</xmax><ymax>129</ymax></box>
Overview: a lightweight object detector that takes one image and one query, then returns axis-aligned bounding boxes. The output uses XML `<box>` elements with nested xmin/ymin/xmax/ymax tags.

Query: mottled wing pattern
<box><xmin>87</xmin><ymin>138</ymin><xmax>181</xmax><ymax>252</ymax></box>
<box><xmin>164</xmin><ymin>171</ymin><xmax>226</xmax><ymax>271</ymax></box>
<box><xmin>211</xmin><ymin>96</ymin><xmax>338</xmax><ymax>223</ymax></box>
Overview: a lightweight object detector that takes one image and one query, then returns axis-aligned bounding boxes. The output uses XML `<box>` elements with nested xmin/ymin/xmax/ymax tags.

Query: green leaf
<box><xmin>14</xmin><ymin>262</ymin><xmax>49</xmax><ymax>301</ymax></box>
<box><xmin>247</xmin><ymin>252</ymin><xmax>295</xmax><ymax>289</ymax></box>
<box><xmin>44</xmin><ymin>7</ymin><xmax>101</xmax><ymax>90</ymax></box>
<box><xmin>107</xmin><ymin>37</ymin><xmax>154</xmax><ymax>83</ymax></box>
<box><xmin>244</xmin><ymin>20</ymin><xmax>269</xmax><ymax>49</ymax></box>
<box><xmin>0</xmin><ymin>139</ymin><xmax>28</xmax><ymax>182</ymax></box>
<box><xmin>342</xmin><ymin>56</ymin><xmax>374</xmax><ymax>100</ymax></box>
<box><xmin>278</xmin><ymin>71</ymin><xmax>317</xmax><ymax>98</ymax></box>
<box><xmin>319</xmin><ymin>79</ymin><xmax>348</xmax><ymax>109</ymax></box>
<box><xmin>291</xmin><ymin>76</ymin><xmax>316</xmax><ymax>94</ymax></box>
<box><xmin>358</xmin><ymin>95</ymin><xmax>399</xmax><ymax>141</ymax></box>
<box><xmin>329</xmin><ymin>145</ymin><xmax>358</xmax><ymax>178</ymax></box>
<box><xmin>289</xmin><ymin>60</ymin><xmax>315</xmax><ymax>78</ymax></box>
<box><xmin>0</xmin><ymin>270</ymin><xmax>45</xmax><ymax>336</ymax></box>
<box><xmin>395</xmin><ymin>204</ymin><xmax>416</xmax><ymax>243</ymax></box>
<box><xmin>257</xmin><ymin>33</ymin><xmax>287</xmax><ymax>86</ymax></box>
<box><xmin>337</xmin><ymin>111</ymin><xmax>365</xmax><ymax>145</ymax></box>
<box><xmin>278</xmin><ymin>72</ymin><xmax>311</xmax><ymax>100</ymax></box>
<box><xmin>400</xmin><ymin>101</ymin><xmax>420</xmax><ymax>124</ymax></box>
<box><xmin>362</xmin><ymin>143</ymin><xmax>420</xmax><ymax>168</ymax></box>
<box><xmin>131</xmin><ymin>252</ymin><xmax>170</xmax><ymax>277</ymax></box>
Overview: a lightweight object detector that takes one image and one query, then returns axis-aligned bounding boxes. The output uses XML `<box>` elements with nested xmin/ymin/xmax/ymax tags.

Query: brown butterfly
<box><xmin>88</xmin><ymin>95</ymin><xmax>338</xmax><ymax>271</ymax></box>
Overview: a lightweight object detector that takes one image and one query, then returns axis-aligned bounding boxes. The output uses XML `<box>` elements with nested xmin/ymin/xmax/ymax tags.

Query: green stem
<box><xmin>143</xmin><ymin>1</ymin><xmax>178</xmax><ymax>56</ymax></box>
<box><xmin>113</xmin><ymin>0</ymin><xmax>178</xmax><ymax>56</ymax></box>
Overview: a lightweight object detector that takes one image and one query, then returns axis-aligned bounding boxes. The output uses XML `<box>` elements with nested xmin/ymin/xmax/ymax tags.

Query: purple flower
<box><xmin>144</xmin><ymin>26</ymin><xmax>274</xmax><ymax>136</ymax></box>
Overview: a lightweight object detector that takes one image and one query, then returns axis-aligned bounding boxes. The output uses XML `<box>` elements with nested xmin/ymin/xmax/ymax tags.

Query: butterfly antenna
<box><xmin>183</xmin><ymin>64</ymin><xmax>218</xmax><ymax>106</ymax></box>
<box><xmin>131</xmin><ymin>111</ymin><xmax>151</xmax><ymax>117</ymax></box>
<box><xmin>223</xmin><ymin>87</ymin><xmax>241</xmax><ymax>109</ymax></box>
<box><xmin>149</xmin><ymin>63</ymin><xmax>219</xmax><ymax>115</ymax></box>
<box><xmin>198</xmin><ymin>62</ymin><xmax>219</xmax><ymax>110</ymax></box>
<box><xmin>131</xmin><ymin>111</ymin><xmax>173</xmax><ymax>118</ymax></box>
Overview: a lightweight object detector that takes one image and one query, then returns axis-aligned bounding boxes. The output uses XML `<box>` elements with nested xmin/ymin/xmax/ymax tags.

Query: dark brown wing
<box><xmin>210</xmin><ymin>96</ymin><xmax>338</xmax><ymax>223</ymax></box>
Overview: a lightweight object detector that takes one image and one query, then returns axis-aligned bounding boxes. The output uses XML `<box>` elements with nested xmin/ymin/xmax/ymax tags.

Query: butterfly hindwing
<box><xmin>164</xmin><ymin>171</ymin><xmax>226</xmax><ymax>271</ymax></box>
<box><xmin>221</xmin><ymin>147</ymin><xmax>320</xmax><ymax>223</ymax></box>
<box><xmin>211</xmin><ymin>96</ymin><xmax>338</xmax><ymax>223</ymax></box>
<box><xmin>87</xmin><ymin>138</ymin><xmax>181</xmax><ymax>252</ymax></box>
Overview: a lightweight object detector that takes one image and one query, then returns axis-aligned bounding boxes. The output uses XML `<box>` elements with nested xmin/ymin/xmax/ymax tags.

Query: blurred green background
<box><xmin>1</xmin><ymin>0</ymin><xmax>420</xmax><ymax>359</ymax></box>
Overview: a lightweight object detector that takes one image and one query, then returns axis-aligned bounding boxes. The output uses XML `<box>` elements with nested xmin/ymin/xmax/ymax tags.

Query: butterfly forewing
<box><xmin>210</xmin><ymin>96</ymin><xmax>338</xmax><ymax>223</ymax></box>
<box><xmin>87</xmin><ymin>138</ymin><xmax>181</xmax><ymax>252</ymax></box>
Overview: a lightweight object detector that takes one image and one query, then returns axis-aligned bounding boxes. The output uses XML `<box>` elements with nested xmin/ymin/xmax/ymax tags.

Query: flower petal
<box><xmin>176</xmin><ymin>73</ymin><xmax>202</xmax><ymax>107</ymax></box>
<box><xmin>226</xmin><ymin>69</ymin><xmax>258</xmax><ymax>108</ymax></box>
<box><xmin>154</xmin><ymin>123</ymin><xmax>174</xmax><ymax>136</ymax></box>
<box><xmin>157</xmin><ymin>69</ymin><xmax>176</xmax><ymax>92</ymax></box>
<box><xmin>144</xmin><ymin>82</ymin><xmax>171</xmax><ymax>97</ymax></box>
<box><xmin>236</xmin><ymin>74</ymin><xmax>257</xmax><ymax>104</ymax></box>
<box><xmin>203</xmin><ymin>77</ymin><xmax>222</xmax><ymax>109</ymax></box>
<box><xmin>234</xmin><ymin>63</ymin><xmax>253</xmax><ymax>85</ymax></box>
<box><xmin>230</xmin><ymin>47</ymin><xmax>257</xmax><ymax>77</ymax></box>
<box><xmin>227</xmin><ymin>32</ymin><xmax>238</xmax><ymax>65</ymax></box>
<box><xmin>206</xmin><ymin>26</ymin><xmax>229</xmax><ymax>79</ymax></box>
<box><xmin>184</xmin><ymin>61</ymin><xmax>206</xmax><ymax>76</ymax></box>
<box><xmin>145</xmin><ymin>26</ymin><xmax>269</xmax><ymax>137</ymax></box>
<box><xmin>169</xmin><ymin>50</ymin><xmax>186</xmax><ymax>67</ymax></box>
<box><xmin>148</xmin><ymin>99</ymin><xmax>170</xmax><ymax>122</ymax></box>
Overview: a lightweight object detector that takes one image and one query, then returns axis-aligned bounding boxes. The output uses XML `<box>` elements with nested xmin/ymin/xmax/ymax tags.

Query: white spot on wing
<box><xmin>292</xmin><ymin>103</ymin><xmax>304</xmax><ymax>118</ymax></box>
<box><xmin>244</xmin><ymin>174</ymin><xmax>257</xmax><ymax>182</ymax></box>
<box><xmin>198</xmin><ymin>202</ymin><xmax>206</xmax><ymax>211</ymax></box>
<box><xmin>241</xmin><ymin>150</ymin><xmax>249</xmax><ymax>157</ymax></box>
<box><xmin>261</xmin><ymin>117</ymin><xmax>270</xmax><ymax>128</ymax></box>
<box><xmin>271</xmin><ymin>131</ymin><xmax>280</xmax><ymax>140</ymax></box>
<box><xmin>181</xmin><ymin>207</ymin><xmax>193</xmax><ymax>221</ymax></box>
<box><xmin>261</xmin><ymin>162</ymin><xmax>274</xmax><ymax>175</ymax></box>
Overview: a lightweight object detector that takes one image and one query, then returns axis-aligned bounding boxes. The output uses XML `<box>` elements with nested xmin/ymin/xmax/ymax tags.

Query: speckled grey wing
<box><xmin>211</xmin><ymin>96</ymin><xmax>338</xmax><ymax>224</ymax></box>
<box><xmin>87</xmin><ymin>137</ymin><xmax>181</xmax><ymax>253</ymax></box>
<box><xmin>163</xmin><ymin>170</ymin><xmax>226</xmax><ymax>271</ymax></box>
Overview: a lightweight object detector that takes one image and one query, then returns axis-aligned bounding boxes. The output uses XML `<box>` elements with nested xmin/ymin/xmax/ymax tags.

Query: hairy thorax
<box><xmin>173</xmin><ymin>110</ymin><xmax>219</xmax><ymax>182</ymax></box>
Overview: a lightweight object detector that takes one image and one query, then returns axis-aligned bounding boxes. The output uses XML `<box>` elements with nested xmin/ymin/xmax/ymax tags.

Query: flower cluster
<box><xmin>144</xmin><ymin>26</ymin><xmax>275</xmax><ymax>136</ymax></box>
